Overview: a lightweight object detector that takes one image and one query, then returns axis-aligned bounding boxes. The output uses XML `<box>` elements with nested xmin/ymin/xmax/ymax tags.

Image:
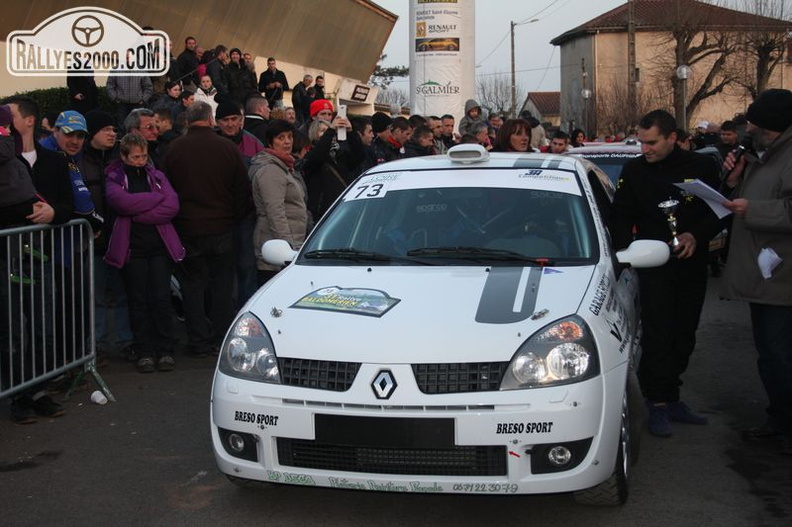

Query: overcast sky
<box><xmin>373</xmin><ymin>0</ymin><xmax>626</xmax><ymax>93</ymax></box>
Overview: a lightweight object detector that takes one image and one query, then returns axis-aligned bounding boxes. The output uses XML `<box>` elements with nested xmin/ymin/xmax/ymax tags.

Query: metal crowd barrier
<box><xmin>1</xmin><ymin>219</ymin><xmax>114</xmax><ymax>402</ymax></box>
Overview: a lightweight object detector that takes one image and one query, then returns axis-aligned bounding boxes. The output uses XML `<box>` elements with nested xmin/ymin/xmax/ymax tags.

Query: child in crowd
<box><xmin>104</xmin><ymin>133</ymin><xmax>185</xmax><ymax>373</ymax></box>
<box><xmin>457</xmin><ymin>99</ymin><xmax>486</xmax><ymax>137</ymax></box>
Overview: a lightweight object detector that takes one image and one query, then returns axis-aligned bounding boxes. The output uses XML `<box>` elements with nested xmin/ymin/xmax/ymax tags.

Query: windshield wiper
<box><xmin>303</xmin><ymin>248</ymin><xmax>434</xmax><ymax>265</ymax></box>
<box><xmin>406</xmin><ymin>246</ymin><xmax>554</xmax><ymax>266</ymax></box>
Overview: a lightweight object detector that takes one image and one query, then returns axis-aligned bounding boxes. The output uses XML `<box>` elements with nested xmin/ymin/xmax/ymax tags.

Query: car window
<box><xmin>300</xmin><ymin>183</ymin><xmax>598</xmax><ymax>265</ymax></box>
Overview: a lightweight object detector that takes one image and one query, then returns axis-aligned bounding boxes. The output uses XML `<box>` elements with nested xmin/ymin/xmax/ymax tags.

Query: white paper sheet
<box><xmin>673</xmin><ymin>179</ymin><xmax>732</xmax><ymax>219</ymax></box>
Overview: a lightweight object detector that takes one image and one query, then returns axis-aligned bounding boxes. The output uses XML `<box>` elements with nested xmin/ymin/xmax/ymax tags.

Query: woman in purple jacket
<box><xmin>105</xmin><ymin>133</ymin><xmax>185</xmax><ymax>373</ymax></box>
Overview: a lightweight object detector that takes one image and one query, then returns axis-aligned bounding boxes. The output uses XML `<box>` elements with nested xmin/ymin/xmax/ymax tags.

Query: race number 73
<box><xmin>347</xmin><ymin>181</ymin><xmax>390</xmax><ymax>201</ymax></box>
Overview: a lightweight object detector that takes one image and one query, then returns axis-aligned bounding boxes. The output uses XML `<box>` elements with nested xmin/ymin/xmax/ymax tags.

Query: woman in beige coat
<box><xmin>249</xmin><ymin>119</ymin><xmax>308</xmax><ymax>285</ymax></box>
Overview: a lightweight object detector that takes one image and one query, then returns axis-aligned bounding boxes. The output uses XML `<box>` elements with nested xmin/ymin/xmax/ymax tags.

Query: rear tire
<box><xmin>573</xmin><ymin>390</ymin><xmax>631</xmax><ymax>506</ymax></box>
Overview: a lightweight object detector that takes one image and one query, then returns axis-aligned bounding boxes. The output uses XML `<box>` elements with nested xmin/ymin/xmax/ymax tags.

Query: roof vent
<box><xmin>447</xmin><ymin>144</ymin><xmax>489</xmax><ymax>164</ymax></box>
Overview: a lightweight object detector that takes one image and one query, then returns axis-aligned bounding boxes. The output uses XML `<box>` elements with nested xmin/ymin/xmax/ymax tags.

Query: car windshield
<box><xmin>299</xmin><ymin>175</ymin><xmax>598</xmax><ymax>267</ymax></box>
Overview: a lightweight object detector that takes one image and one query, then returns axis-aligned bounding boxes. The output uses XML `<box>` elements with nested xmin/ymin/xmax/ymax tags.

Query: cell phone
<box><xmin>337</xmin><ymin>104</ymin><xmax>347</xmax><ymax>141</ymax></box>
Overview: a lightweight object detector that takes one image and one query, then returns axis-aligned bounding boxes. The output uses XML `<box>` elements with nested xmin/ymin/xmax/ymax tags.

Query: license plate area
<box><xmin>315</xmin><ymin>415</ymin><xmax>454</xmax><ymax>448</ymax></box>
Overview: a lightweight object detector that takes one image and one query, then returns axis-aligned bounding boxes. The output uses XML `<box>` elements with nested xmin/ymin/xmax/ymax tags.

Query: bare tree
<box><xmin>646</xmin><ymin>0</ymin><xmax>739</xmax><ymax>129</ymax></box>
<box><xmin>595</xmin><ymin>78</ymin><xmax>662</xmax><ymax>135</ymax></box>
<box><xmin>375</xmin><ymin>86</ymin><xmax>409</xmax><ymax>108</ymax></box>
<box><xmin>734</xmin><ymin>0</ymin><xmax>792</xmax><ymax>98</ymax></box>
<box><xmin>476</xmin><ymin>73</ymin><xmax>526</xmax><ymax>116</ymax></box>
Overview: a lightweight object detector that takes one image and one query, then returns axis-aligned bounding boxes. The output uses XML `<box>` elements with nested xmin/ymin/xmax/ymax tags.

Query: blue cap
<box><xmin>54</xmin><ymin>110</ymin><xmax>88</xmax><ymax>134</ymax></box>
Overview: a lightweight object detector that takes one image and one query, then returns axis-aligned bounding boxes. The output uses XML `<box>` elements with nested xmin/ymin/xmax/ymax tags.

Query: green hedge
<box><xmin>8</xmin><ymin>86</ymin><xmax>117</xmax><ymax>118</ymax></box>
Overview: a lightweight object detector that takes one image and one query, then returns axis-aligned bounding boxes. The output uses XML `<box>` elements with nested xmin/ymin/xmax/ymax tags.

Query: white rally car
<box><xmin>210</xmin><ymin>145</ymin><xmax>669</xmax><ymax>505</ymax></box>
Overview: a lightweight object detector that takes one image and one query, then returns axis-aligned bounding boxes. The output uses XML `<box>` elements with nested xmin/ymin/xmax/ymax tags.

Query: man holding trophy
<box><xmin>610</xmin><ymin>109</ymin><xmax>721</xmax><ymax>437</ymax></box>
<box><xmin>721</xmin><ymin>89</ymin><xmax>792</xmax><ymax>456</ymax></box>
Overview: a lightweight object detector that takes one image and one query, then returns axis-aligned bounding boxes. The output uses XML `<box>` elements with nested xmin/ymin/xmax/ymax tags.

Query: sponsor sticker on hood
<box><xmin>292</xmin><ymin>287</ymin><xmax>400</xmax><ymax>317</ymax></box>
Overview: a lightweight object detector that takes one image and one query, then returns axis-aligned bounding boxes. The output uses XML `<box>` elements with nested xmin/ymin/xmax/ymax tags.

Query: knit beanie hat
<box><xmin>371</xmin><ymin>112</ymin><xmax>393</xmax><ymax>134</ymax></box>
<box><xmin>215</xmin><ymin>101</ymin><xmax>242</xmax><ymax>120</ymax></box>
<box><xmin>85</xmin><ymin>110</ymin><xmax>116</xmax><ymax>140</ymax></box>
<box><xmin>310</xmin><ymin>99</ymin><xmax>334</xmax><ymax>118</ymax></box>
<box><xmin>746</xmin><ymin>89</ymin><xmax>792</xmax><ymax>132</ymax></box>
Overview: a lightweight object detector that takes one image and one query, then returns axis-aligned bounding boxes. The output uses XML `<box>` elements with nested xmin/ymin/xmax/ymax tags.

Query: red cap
<box><xmin>310</xmin><ymin>99</ymin><xmax>334</xmax><ymax>118</ymax></box>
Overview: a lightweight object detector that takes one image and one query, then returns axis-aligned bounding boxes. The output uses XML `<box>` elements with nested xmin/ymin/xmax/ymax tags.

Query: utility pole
<box><xmin>627</xmin><ymin>0</ymin><xmax>637</xmax><ymax>123</ymax></box>
<box><xmin>510</xmin><ymin>20</ymin><xmax>516</xmax><ymax>118</ymax></box>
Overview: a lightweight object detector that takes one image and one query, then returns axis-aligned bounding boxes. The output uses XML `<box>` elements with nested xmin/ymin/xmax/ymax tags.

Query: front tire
<box><xmin>573</xmin><ymin>390</ymin><xmax>631</xmax><ymax>506</ymax></box>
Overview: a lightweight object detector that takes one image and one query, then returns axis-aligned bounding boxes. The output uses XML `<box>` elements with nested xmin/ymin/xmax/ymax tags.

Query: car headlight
<box><xmin>500</xmin><ymin>315</ymin><xmax>599</xmax><ymax>390</ymax></box>
<box><xmin>218</xmin><ymin>312</ymin><xmax>281</xmax><ymax>384</ymax></box>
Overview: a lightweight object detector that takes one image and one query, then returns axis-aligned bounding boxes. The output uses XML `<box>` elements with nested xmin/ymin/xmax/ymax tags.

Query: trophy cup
<box><xmin>658</xmin><ymin>199</ymin><xmax>680</xmax><ymax>247</ymax></box>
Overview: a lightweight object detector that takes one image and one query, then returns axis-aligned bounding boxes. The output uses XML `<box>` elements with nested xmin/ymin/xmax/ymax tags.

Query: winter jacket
<box><xmin>22</xmin><ymin>143</ymin><xmax>74</xmax><ymax>224</ymax></box>
<box><xmin>249</xmin><ymin>151</ymin><xmax>308</xmax><ymax>271</ymax></box>
<box><xmin>79</xmin><ymin>143</ymin><xmax>119</xmax><ymax>251</ymax></box>
<box><xmin>458</xmin><ymin>99</ymin><xmax>486</xmax><ymax>136</ymax></box>
<box><xmin>163</xmin><ymin>126</ymin><xmax>250</xmax><ymax>236</ymax></box>
<box><xmin>403</xmin><ymin>138</ymin><xmax>435</xmax><ymax>158</ymax></box>
<box><xmin>40</xmin><ymin>135</ymin><xmax>104</xmax><ymax>232</ymax></box>
<box><xmin>0</xmin><ymin>136</ymin><xmax>37</xmax><ymax>208</ymax></box>
<box><xmin>105</xmin><ymin>73</ymin><xmax>153</xmax><ymax>105</ymax></box>
<box><xmin>226</xmin><ymin>61</ymin><xmax>258</xmax><ymax>105</ymax></box>
<box><xmin>303</xmin><ymin>126</ymin><xmax>366</xmax><ymax>219</ymax></box>
<box><xmin>194</xmin><ymin>86</ymin><xmax>219</xmax><ymax>115</ymax></box>
<box><xmin>258</xmin><ymin>68</ymin><xmax>289</xmax><ymax>105</ymax></box>
<box><xmin>104</xmin><ymin>159</ymin><xmax>185</xmax><ymax>268</ymax></box>
<box><xmin>609</xmin><ymin>145</ymin><xmax>721</xmax><ymax>264</ymax></box>
<box><xmin>720</xmin><ymin>126</ymin><xmax>792</xmax><ymax>305</ymax></box>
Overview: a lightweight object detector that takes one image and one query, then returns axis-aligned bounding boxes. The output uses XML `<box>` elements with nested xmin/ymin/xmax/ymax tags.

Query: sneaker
<box><xmin>647</xmin><ymin>402</ymin><xmax>673</xmax><ymax>437</ymax></box>
<box><xmin>666</xmin><ymin>401</ymin><xmax>708</xmax><ymax>425</ymax></box>
<box><xmin>10</xmin><ymin>396</ymin><xmax>37</xmax><ymax>424</ymax></box>
<box><xmin>32</xmin><ymin>395</ymin><xmax>65</xmax><ymax>418</ymax></box>
<box><xmin>123</xmin><ymin>345</ymin><xmax>139</xmax><ymax>362</ymax></box>
<box><xmin>158</xmin><ymin>355</ymin><xmax>175</xmax><ymax>372</ymax></box>
<box><xmin>136</xmin><ymin>357</ymin><xmax>156</xmax><ymax>373</ymax></box>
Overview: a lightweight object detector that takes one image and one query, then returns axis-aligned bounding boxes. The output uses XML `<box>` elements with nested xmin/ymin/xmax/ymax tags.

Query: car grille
<box><xmin>277</xmin><ymin>438</ymin><xmax>507</xmax><ymax>476</ymax></box>
<box><xmin>412</xmin><ymin>362</ymin><xmax>509</xmax><ymax>394</ymax></box>
<box><xmin>278</xmin><ymin>358</ymin><xmax>360</xmax><ymax>392</ymax></box>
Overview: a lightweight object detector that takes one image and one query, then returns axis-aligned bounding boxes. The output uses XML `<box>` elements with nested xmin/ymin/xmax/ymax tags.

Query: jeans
<box><xmin>94</xmin><ymin>255</ymin><xmax>132</xmax><ymax>348</ymax></box>
<box><xmin>175</xmin><ymin>232</ymin><xmax>236</xmax><ymax>353</ymax></box>
<box><xmin>749</xmin><ymin>303</ymin><xmax>792</xmax><ymax>435</ymax></box>
<box><xmin>121</xmin><ymin>254</ymin><xmax>176</xmax><ymax>359</ymax></box>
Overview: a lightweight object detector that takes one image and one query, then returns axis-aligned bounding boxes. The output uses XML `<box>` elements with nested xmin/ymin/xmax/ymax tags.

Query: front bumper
<box><xmin>210</xmin><ymin>364</ymin><xmax>627</xmax><ymax>495</ymax></box>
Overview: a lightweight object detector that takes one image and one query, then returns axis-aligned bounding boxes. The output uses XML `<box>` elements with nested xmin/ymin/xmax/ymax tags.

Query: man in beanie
<box><xmin>609</xmin><ymin>109</ymin><xmax>721</xmax><ymax>438</ymax></box>
<box><xmin>363</xmin><ymin>111</ymin><xmax>402</xmax><ymax>170</ymax></box>
<box><xmin>721</xmin><ymin>88</ymin><xmax>792</xmax><ymax>455</ymax></box>
<box><xmin>80</xmin><ymin>110</ymin><xmax>134</xmax><ymax>361</ymax></box>
<box><xmin>216</xmin><ymin>100</ymin><xmax>262</xmax><ymax>307</ymax></box>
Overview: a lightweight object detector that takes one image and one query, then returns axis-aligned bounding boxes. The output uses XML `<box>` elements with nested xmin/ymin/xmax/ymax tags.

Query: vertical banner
<box><xmin>409</xmin><ymin>0</ymin><xmax>475</xmax><ymax>126</ymax></box>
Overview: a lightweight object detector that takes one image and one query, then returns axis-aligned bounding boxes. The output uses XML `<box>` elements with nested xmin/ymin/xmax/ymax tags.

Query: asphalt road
<box><xmin>1</xmin><ymin>278</ymin><xmax>790</xmax><ymax>527</ymax></box>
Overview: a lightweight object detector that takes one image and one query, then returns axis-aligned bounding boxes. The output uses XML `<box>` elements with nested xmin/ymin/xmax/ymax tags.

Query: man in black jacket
<box><xmin>176</xmin><ymin>36</ymin><xmax>199</xmax><ymax>88</ymax></box>
<box><xmin>258</xmin><ymin>57</ymin><xmax>289</xmax><ymax>109</ymax></box>
<box><xmin>2</xmin><ymin>95</ymin><xmax>75</xmax><ymax>423</ymax></box>
<box><xmin>609</xmin><ymin>109</ymin><xmax>721</xmax><ymax>438</ymax></box>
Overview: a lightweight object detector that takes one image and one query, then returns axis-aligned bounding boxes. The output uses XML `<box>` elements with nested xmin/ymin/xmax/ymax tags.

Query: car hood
<box><xmin>246</xmin><ymin>265</ymin><xmax>596</xmax><ymax>364</ymax></box>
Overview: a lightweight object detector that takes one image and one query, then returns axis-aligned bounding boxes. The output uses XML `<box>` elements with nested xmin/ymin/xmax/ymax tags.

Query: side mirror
<box><xmin>262</xmin><ymin>239</ymin><xmax>298</xmax><ymax>266</ymax></box>
<box><xmin>616</xmin><ymin>239</ymin><xmax>670</xmax><ymax>268</ymax></box>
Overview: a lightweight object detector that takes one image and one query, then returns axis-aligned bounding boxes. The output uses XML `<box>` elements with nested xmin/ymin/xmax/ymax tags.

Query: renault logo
<box><xmin>372</xmin><ymin>370</ymin><xmax>397</xmax><ymax>399</ymax></box>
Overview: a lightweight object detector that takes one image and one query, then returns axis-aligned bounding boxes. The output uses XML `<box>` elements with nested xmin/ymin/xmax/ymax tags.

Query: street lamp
<box><xmin>676</xmin><ymin>64</ymin><xmax>691</xmax><ymax>130</ymax></box>
<box><xmin>581</xmin><ymin>88</ymin><xmax>592</xmax><ymax>139</ymax></box>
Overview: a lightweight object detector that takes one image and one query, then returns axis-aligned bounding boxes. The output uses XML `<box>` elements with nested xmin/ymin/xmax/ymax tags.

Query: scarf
<box><xmin>264</xmin><ymin>147</ymin><xmax>295</xmax><ymax>170</ymax></box>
